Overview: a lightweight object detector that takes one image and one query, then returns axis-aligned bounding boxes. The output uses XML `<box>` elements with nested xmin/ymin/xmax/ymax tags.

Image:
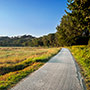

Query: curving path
<box><xmin>11</xmin><ymin>48</ymin><xmax>84</xmax><ymax>90</ymax></box>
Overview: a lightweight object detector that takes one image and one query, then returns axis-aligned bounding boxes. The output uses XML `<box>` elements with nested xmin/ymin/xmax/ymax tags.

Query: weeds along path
<box><xmin>11</xmin><ymin>48</ymin><xmax>84</xmax><ymax>90</ymax></box>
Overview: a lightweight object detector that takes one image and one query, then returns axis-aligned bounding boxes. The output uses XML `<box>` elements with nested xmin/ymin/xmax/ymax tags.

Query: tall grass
<box><xmin>69</xmin><ymin>46</ymin><xmax>90</xmax><ymax>90</ymax></box>
<box><xmin>0</xmin><ymin>47</ymin><xmax>60</xmax><ymax>90</ymax></box>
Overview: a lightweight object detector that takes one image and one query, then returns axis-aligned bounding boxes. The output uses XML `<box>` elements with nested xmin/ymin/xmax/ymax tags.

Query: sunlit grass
<box><xmin>0</xmin><ymin>47</ymin><xmax>50</xmax><ymax>64</ymax></box>
<box><xmin>69</xmin><ymin>45</ymin><xmax>90</xmax><ymax>90</ymax></box>
<box><xmin>0</xmin><ymin>47</ymin><xmax>60</xmax><ymax>90</ymax></box>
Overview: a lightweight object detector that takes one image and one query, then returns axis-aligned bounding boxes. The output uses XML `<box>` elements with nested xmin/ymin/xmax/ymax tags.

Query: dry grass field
<box><xmin>0</xmin><ymin>47</ymin><xmax>60</xmax><ymax>90</ymax></box>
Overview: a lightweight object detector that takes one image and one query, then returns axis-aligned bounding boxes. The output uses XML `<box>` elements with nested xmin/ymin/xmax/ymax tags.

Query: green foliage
<box><xmin>56</xmin><ymin>0</ymin><xmax>90</xmax><ymax>46</ymax></box>
<box><xmin>88</xmin><ymin>38</ymin><xmax>90</xmax><ymax>46</ymax></box>
<box><xmin>0</xmin><ymin>35</ymin><xmax>35</xmax><ymax>46</ymax></box>
<box><xmin>0</xmin><ymin>33</ymin><xmax>58</xmax><ymax>47</ymax></box>
<box><xmin>69</xmin><ymin>46</ymin><xmax>90</xmax><ymax>89</ymax></box>
<box><xmin>56</xmin><ymin>15</ymin><xmax>80</xmax><ymax>46</ymax></box>
<box><xmin>66</xmin><ymin>0</ymin><xmax>90</xmax><ymax>31</ymax></box>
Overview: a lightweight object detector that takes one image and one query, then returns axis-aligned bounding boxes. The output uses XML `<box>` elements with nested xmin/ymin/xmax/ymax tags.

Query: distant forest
<box><xmin>0</xmin><ymin>0</ymin><xmax>90</xmax><ymax>47</ymax></box>
<box><xmin>0</xmin><ymin>34</ymin><xmax>59</xmax><ymax>47</ymax></box>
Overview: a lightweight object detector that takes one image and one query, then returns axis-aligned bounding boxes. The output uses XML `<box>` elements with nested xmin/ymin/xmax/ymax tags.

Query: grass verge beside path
<box><xmin>0</xmin><ymin>47</ymin><xmax>60</xmax><ymax>90</ymax></box>
<box><xmin>69</xmin><ymin>46</ymin><xmax>90</xmax><ymax>90</ymax></box>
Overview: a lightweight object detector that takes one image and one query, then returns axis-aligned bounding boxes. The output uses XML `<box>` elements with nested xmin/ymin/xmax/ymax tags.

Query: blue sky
<box><xmin>0</xmin><ymin>0</ymin><xmax>67</xmax><ymax>37</ymax></box>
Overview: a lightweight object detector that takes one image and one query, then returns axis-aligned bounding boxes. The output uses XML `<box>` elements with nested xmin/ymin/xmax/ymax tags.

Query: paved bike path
<box><xmin>11</xmin><ymin>48</ymin><xmax>83</xmax><ymax>90</ymax></box>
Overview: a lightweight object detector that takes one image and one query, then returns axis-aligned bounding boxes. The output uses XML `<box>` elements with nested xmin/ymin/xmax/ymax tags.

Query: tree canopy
<box><xmin>56</xmin><ymin>0</ymin><xmax>90</xmax><ymax>46</ymax></box>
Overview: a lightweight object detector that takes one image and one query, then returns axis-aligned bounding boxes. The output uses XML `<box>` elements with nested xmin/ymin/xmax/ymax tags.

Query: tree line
<box><xmin>0</xmin><ymin>34</ymin><xmax>58</xmax><ymax>47</ymax></box>
<box><xmin>0</xmin><ymin>0</ymin><xmax>90</xmax><ymax>47</ymax></box>
<box><xmin>56</xmin><ymin>0</ymin><xmax>90</xmax><ymax>46</ymax></box>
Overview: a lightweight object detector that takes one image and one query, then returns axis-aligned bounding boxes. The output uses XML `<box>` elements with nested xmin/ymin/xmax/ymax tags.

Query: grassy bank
<box><xmin>69</xmin><ymin>46</ymin><xmax>90</xmax><ymax>90</ymax></box>
<box><xmin>0</xmin><ymin>47</ymin><xmax>60</xmax><ymax>90</ymax></box>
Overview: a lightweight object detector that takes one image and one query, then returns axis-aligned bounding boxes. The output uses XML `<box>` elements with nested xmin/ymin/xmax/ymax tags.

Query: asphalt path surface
<box><xmin>11</xmin><ymin>48</ymin><xmax>84</xmax><ymax>90</ymax></box>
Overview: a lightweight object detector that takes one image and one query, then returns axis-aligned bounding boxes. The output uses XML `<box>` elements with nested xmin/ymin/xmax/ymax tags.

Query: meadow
<box><xmin>0</xmin><ymin>47</ymin><xmax>60</xmax><ymax>90</ymax></box>
<box><xmin>69</xmin><ymin>46</ymin><xmax>90</xmax><ymax>90</ymax></box>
